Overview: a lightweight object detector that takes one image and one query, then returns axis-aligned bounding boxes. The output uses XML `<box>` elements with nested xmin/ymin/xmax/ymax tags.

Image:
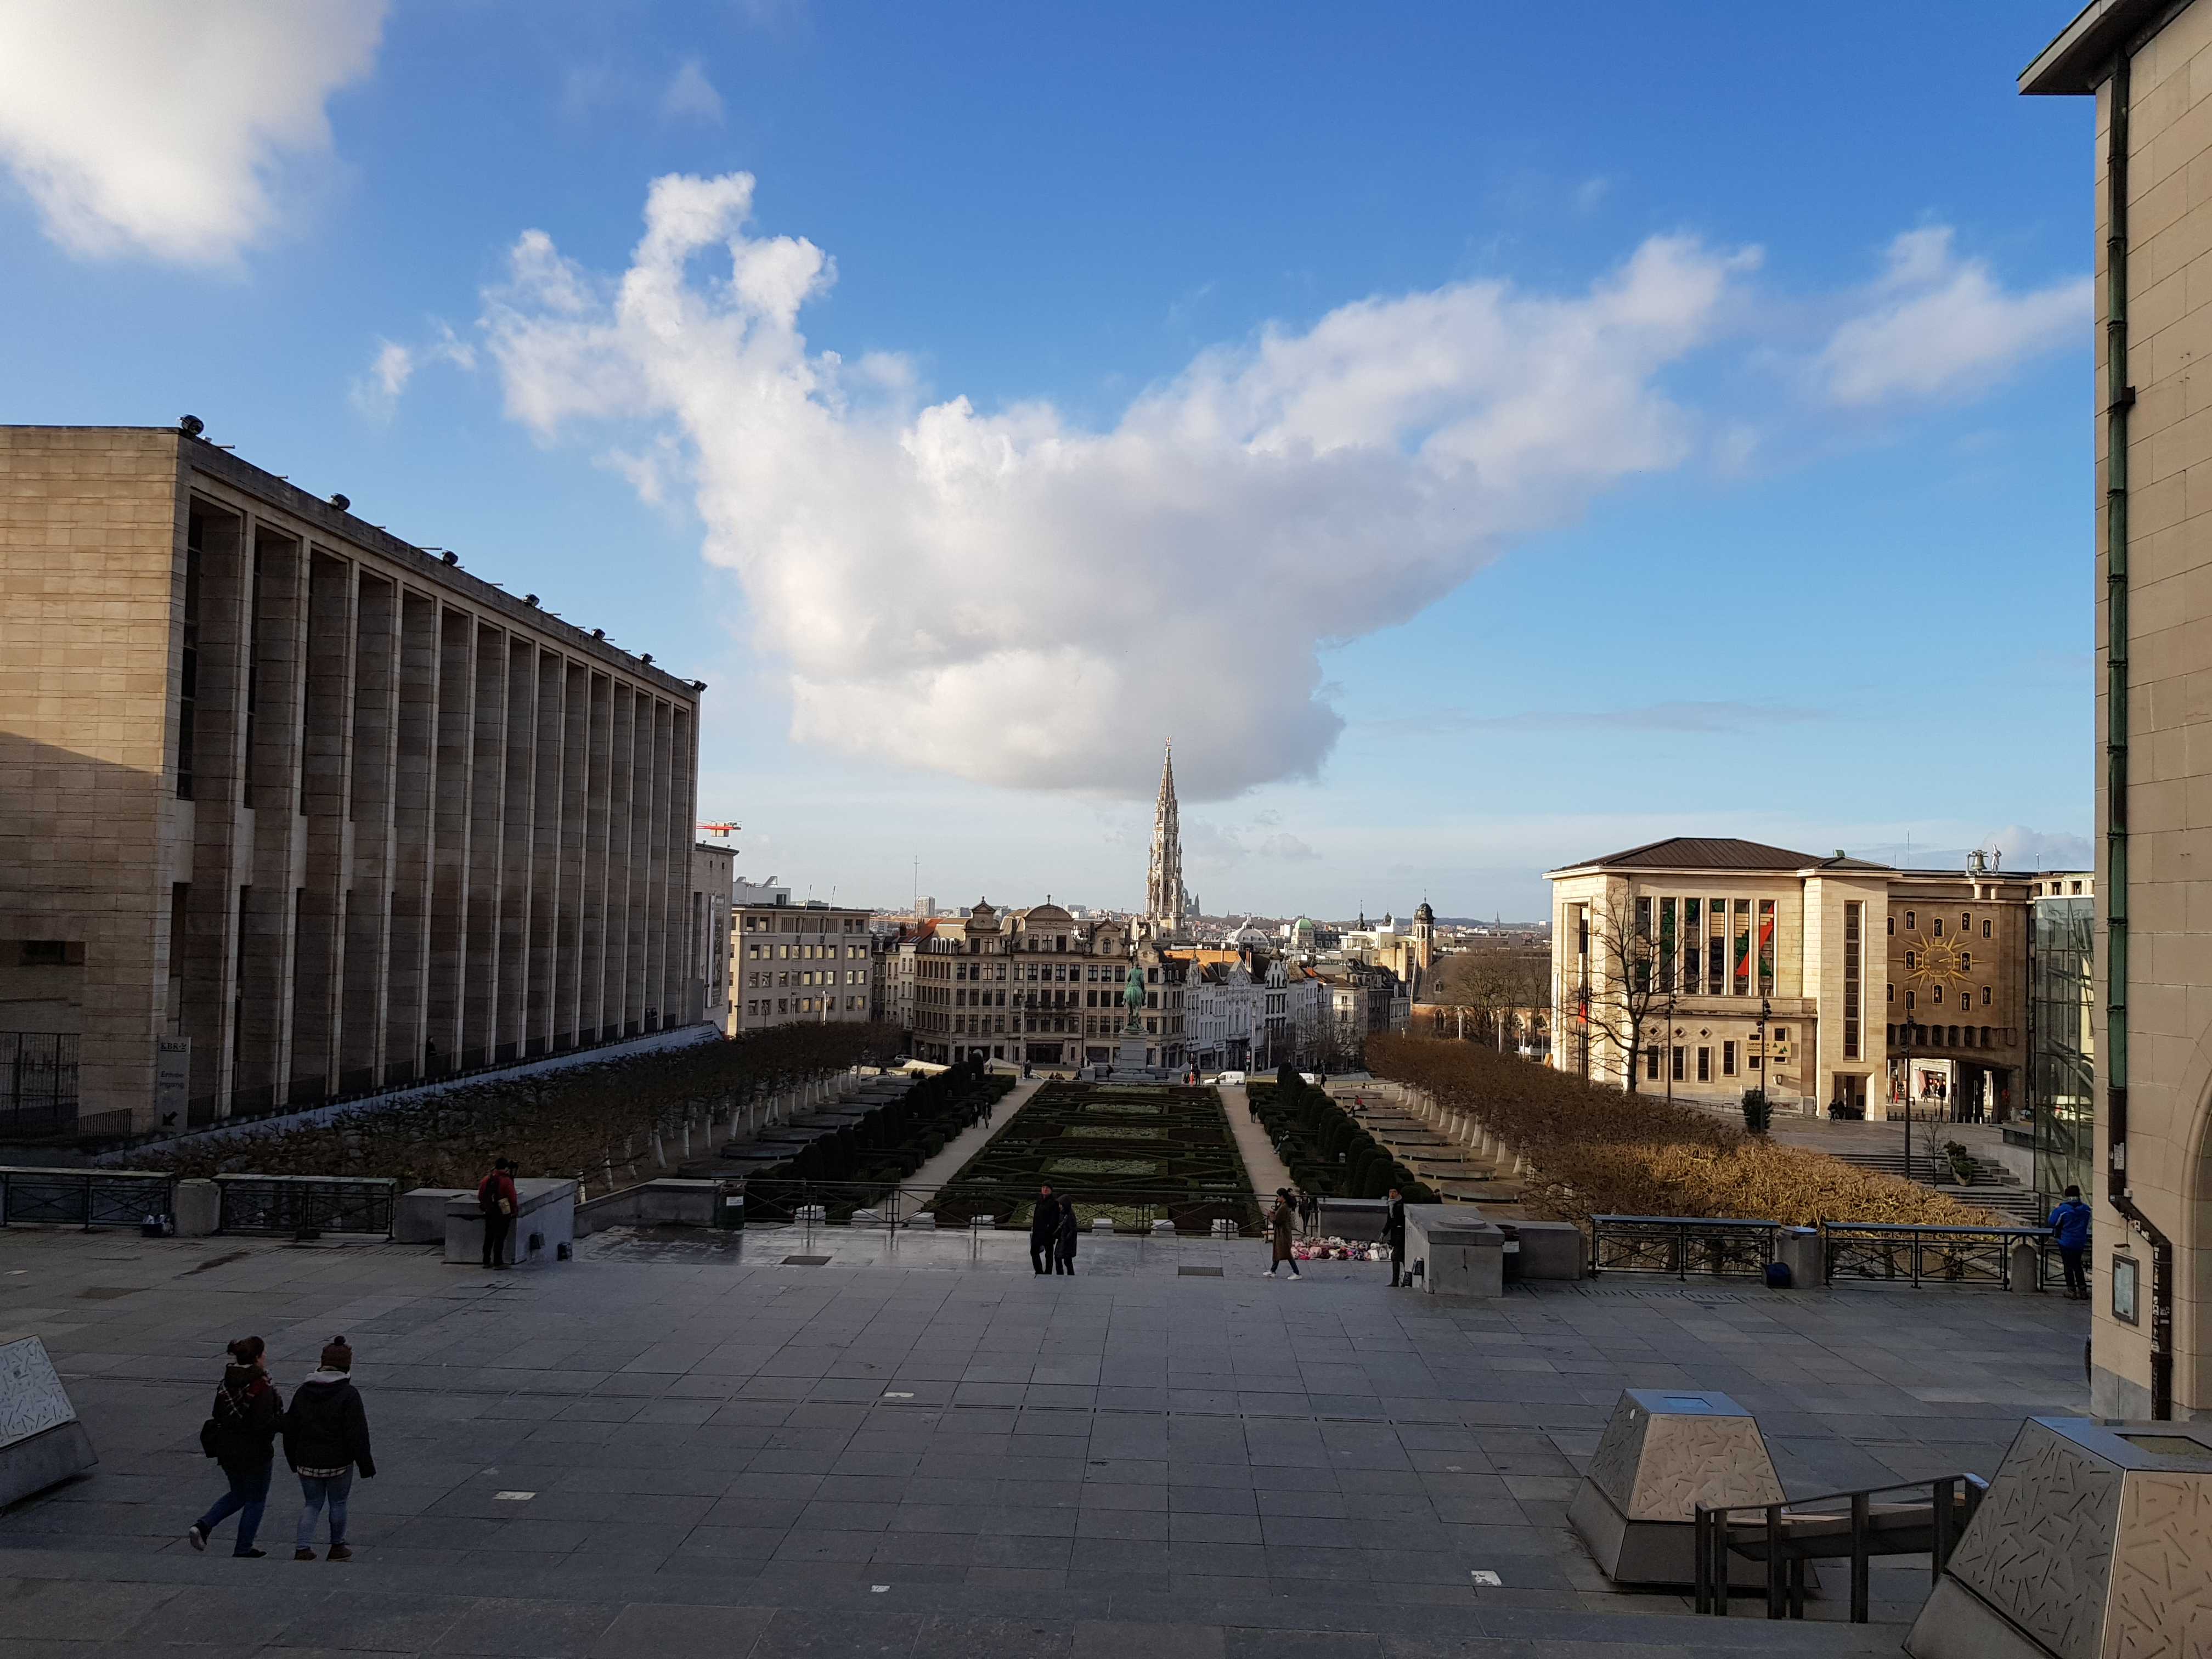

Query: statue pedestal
<box><xmin>1115</xmin><ymin>1029</ymin><xmax>1149</xmax><ymax>1073</ymax></box>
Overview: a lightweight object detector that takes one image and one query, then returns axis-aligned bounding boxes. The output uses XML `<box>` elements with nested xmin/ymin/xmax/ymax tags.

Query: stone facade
<box><xmin>2026</xmin><ymin>0</ymin><xmax>2212</xmax><ymax>1420</ymax></box>
<box><xmin>0</xmin><ymin>426</ymin><xmax>706</xmax><ymax>1133</ymax></box>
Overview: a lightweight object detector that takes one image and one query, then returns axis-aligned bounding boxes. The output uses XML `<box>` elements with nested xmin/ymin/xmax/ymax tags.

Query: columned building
<box><xmin>0</xmin><ymin>425</ymin><xmax>706</xmax><ymax>1135</ymax></box>
<box><xmin>2025</xmin><ymin>0</ymin><xmax>2212</xmax><ymax>1419</ymax></box>
<box><xmin>1547</xmin><ymin>838</ymin><xmax>2082</xmax><ymax>1121</ymax></box>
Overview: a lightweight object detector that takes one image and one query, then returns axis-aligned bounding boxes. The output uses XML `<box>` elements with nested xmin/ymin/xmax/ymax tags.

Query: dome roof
<box><xmin>1415</xmin><ymin>900</ymin><xmax>1434</xmax><ymax>923</ymax></box>
<box><xmin>1023</xmin><ymin>902</ymin><xmax>1073</xmax><ymax>924</ymax></box>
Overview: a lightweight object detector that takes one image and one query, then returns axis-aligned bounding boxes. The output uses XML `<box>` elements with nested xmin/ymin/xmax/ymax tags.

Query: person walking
<box><xmin>477</xmin><ymin>1158</ymin><xmax>518</xmax><ymax>1268</ymax></box>
<box><xmin>283</xmin><ymin>1336</ymin><xmax>375</xmax><ymax>1561</ymax></box>
<box><xmin>1386</xmin><ymin>1187</ymin><xmax>1408</xmax><ymax>1288</ymax></box>
<box><xmin>1299</xmin><ymin>1190</ymin><xmax>1317</xmax><ymax>1237</ymax></box>
<box><xmin>1265</xmin><ymin>1189</ymin><xmax>1300</xmax><ymax>1279</ymax></box>
<box><xmin>1054</xmin><ymin>1194</ymin><xmax>1079</xmax><ymax>1276</ymax></box>
<box><xmin>1029</xmin><ymin>1184</ymin><xmax>1059</xmax><ymax>1274</ymax></box>
<box><xmin>2049</xmin><ymin>1184</ymin><xmax>2094</xmax><ymax>1300</ymax></box>
<box><xmin>188</xmin><ymin>1336</ymin><xmax>284</xmax><ymax>1558</ymax></box>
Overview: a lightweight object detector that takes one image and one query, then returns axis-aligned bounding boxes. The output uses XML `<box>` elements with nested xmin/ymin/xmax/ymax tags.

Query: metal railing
<box><xmin>215</xmin><ymin>1175</ymin><xmax>396</xmax><ymax>1237</ymax></box>
<box><xmin>1695</xmin><ymin>1473</ymin><xmax>1987</xmax><ymax>1622</ymax></box>
<box><xmin>0</xmin><ymin>1166</ymin><xmax>174</xmax><ymax>1229</ymax></box>
<box><xmin>1589</xmin><ymin>1215</ymin><xmax>1784</xmax><ymax>1279</ymax></box>
<box><xmin>692</xmin><ymin>1177</ymin><xmax>1271</xmax><ymax>1236</ymax></box>
<box><xmin>1823</xmin><ymin>1222</ymin><xmax>2056</xmax><ymax>1290</ymax></box>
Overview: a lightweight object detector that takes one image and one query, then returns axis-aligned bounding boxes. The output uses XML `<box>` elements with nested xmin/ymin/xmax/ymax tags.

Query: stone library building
<box><xmin>1</xmin><ymin>425</ymin><xmax>716</xmax><ymax>1136</ymax></box>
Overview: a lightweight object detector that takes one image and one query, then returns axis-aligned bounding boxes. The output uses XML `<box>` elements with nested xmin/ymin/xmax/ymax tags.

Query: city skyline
<box><xmin>0</xmin><ymin>4</ymin><xmax>2097</xmax><ymax>916</ymax></box>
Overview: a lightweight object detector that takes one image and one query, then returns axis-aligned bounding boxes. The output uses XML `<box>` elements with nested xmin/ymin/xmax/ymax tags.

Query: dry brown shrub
<box><xmin>1366</xmin><ymin>1034</ymin><xmax>2001</xmax><ymax>1228</ymax></box>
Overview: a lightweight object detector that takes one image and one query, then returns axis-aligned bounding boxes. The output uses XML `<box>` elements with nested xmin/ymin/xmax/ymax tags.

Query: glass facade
<box><xmin>2030</xmin><ymin>896</ymin><xmax>2095</xmax><ymax>1206</ymax></box>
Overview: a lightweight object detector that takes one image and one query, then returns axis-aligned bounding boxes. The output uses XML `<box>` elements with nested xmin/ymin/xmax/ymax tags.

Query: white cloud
<box><xmin>487</xmin><ymin>172</ymin><xmax>1751</xmax><ymax>799</ymax></box>
<box><xmin>349</xmin><ymin>323</ymin><xmax>475</xmax><ymax>419</ymax></box>
<box><xmin>1978</xmin><ymin>825</ymin><xmax>2093</xmax><ymax>872</ymax></box>
<box><xmin>0</xmin><ymin>0</ymin><xmax>384</xmax><ymax>266</ymax></box>
<box><xmin>661</xmin><ymin>60</ymin><xmax>725</xmax><ymax>123</ymax></box>
<box><xmin>1816</xmin><ymin>228</ymin><xmax>2087</xmax><ymax>407</ymax></box>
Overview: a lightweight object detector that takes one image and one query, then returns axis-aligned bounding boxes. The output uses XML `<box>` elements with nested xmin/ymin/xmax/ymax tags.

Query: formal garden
<box><xmin>740</xmin><ymin>1062</ymin><xmax>1014</xmax><ymax>1221</ymax></box>
<box><xmin>1364</xmin><ymin>1034</ymin><xmax>2002</xmax><ymax>1227</ymax></box>
<box><xmin>928</xmin><ymin>1081</ymin><xmax>1261</xmax><ymax>1234</ymax></box>
<box><xmin>1248</xmin><ymin>1069</ymin><xmax>1440</xmax><ymax>1203</ymax></box>
<box><xmin>119</xmin><ymin>1022</ymin><xmax>905</xmax><ymax>1193</ymax></box>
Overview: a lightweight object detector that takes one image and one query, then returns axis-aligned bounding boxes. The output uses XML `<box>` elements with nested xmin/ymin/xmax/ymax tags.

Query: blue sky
<box><xmin>0</xmin><ymin>2</ymin><xmax>2097</xmax><ymax>919</ymax></box>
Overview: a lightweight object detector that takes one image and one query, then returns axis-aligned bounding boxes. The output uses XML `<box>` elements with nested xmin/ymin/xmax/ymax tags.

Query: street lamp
<box><xmin>1756</xmin><ymin>994</ymin><xmax>1771</xmax><ymax>1123</ymax></box>
<box><xmin>1898</xmin><ymin>1008</ymin><xmax>1916</xmax><ymax>1183</ymax></box>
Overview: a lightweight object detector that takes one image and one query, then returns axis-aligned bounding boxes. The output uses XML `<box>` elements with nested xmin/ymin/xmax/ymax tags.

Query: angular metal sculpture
<box><xmin>1905</xmin><ymin>1417</ymin><xmax>2212</xmax><ymax>1659</ymax></box>
<box><xmin>1568</xmin><ymin>1387</ymin><xmax>1783</xmax><ymax>1587</ymax></box>
<box><xmin>0</xmin><ymin>1336</ymin><xmax>97</xmax><ymax>1508</ymax></box>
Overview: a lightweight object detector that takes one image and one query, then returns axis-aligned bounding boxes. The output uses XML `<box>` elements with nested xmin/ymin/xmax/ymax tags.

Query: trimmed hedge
<box><xmin>1250</xmin><ymin>1064</ymin><xmax>1438</xmax><ymax>1203</ymax></box>
<box><xmin>749</xmin><ymin>1059</ymin><xmax>1012</xmax><ymax>1217</ymax></box>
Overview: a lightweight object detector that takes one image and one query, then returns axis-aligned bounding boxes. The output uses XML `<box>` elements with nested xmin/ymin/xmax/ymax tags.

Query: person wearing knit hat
<box><xmin>279</xmin><ymin>1336</ymin><xmax>375</xmax><ymax>1561</ymax></box>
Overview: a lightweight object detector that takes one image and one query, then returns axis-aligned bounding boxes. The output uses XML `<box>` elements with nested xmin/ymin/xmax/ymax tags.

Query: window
<box><xmin>1933</xmin><ymin>917</ymin><xmax>1944</xmax><ymax>938</ymax></box>
<box><xmin>1906</xmin><ymin>990</ymin><xmax>1915</xmax><ymax>1010</ymax></box>
<box><xmin>1887</xmin><ymin>915</ymin><xmax>1895</xmax><ymax>935</ymax></box>
<box><xmin>1645</xmin><ymin>1046</ymin><xmax>1660</xmax><ymax>1080</ymax></box>
<box><xmin>1887</xmin><ymin>983</ymin><xmax>1894</xmax><ymax>1002</ymax></box>
<box><xmin>1905</xmin><ymin>951</ymin><xmax>1916</xmax><ymax>970</ymax></box>
<box><xmin>1843</xmin><ymin>901</ymin><xmax>1862</xmax><ymax>1059</ymax></box>
<box><xmin>1981</xmin><ymin>1025</ymin><xmax>1991</xmax><ymax>1045</ymax></box>
<box><xmin>1982</xmin><ymin>986</ymin><xmax>1991</xmax><ymax>1007</ymax></box>
<box><xmin>1757</xmin><ymin>899</ymin><xmax>1775</xmax><ymax>994</ymax></box>
<box><xmin>1982</xmin><ymin>918</ymin><xmax>1992</xmax><ymax>939</ymax></box>
<box><xmin>1697</xmin><ymin>1047</ymin><xmax>1711</xmax><ymax>1081</ymax></box>
<box><xmin>1723</xmin><ymin>1041</ymin><xmax>1737</xmax><ymax>1077</ymax></box>
<box><xmin>2072</xmin><ymin>881</ymin><xmax>2084</xmax><ymax>895</ymax></box>
<box><xmin>1960</xmin><ymin>952</ymin><xmax>1972</xmax><ymax>972</ymax></box>
<box><xmin>1961</xmin><ymin>913</ymin><xmax>1971</xmax><ymax>933</ymax></box>
<box><xmin>1932</xmin><ymin>985</ymin><xmax>1944</xmax><ymax>1005</ymax></box>
<box><xmin>1671</xmin><ymin>1046</ymin><xmax>1685</xmax><ymax>1082</ymax></box>
<box><xmin>1733</xmin><ymin>900</ymin><xmax>1752</xmax><ymax>995</ymax></box>
<box><xmin>1905</xmin><ymin>911</ymin><xmax>1915</xmax><ymax>930</ymax></box>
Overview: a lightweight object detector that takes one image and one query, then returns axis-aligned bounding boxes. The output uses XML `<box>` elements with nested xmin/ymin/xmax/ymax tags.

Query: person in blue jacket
<box><xmin>2049</xmin><ymin>1185</ymin><xmax>2092</xmax><ymax>1300</ymax></box>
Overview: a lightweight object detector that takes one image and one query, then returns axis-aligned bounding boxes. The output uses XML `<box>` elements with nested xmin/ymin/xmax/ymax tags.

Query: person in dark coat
<box><xmin>1054</xmin><ymin>1195</ymin><xmax>1079</xmax><ymax>1275</ymax></box>
<box><xmin>1266</xmin><ymin>1190</ymin><xmax>1300</xmax><ymax>1279</ymax></box>
<box><xmin>478</xmin><ymin>1159</ymin><xmax>518</xmax><ymax>1268</ymax></box>
<box><xmin>189</xmin><ymin>1335</ymin><xmax>283</xmax><ymax>1557</ymax></box>
<box><xmin>2049</xmin><ymin>1185</ymin><xmax>2093</xmax><ymax>1300</ymax></box>
<box><xmin>283</xmin><ymin>1336</ymin><xmax>376</xmax><ymax>1560</ymax></box>
<box><xmin>1386</xmin><ymin>1187</ymin><xmax>1409</xmax><ymax>1287</ymax></box>
<box><xmin>1029</xmin><ymin>1184</ymin><xmax>1059</xmax><ymax>1274</ymax></box>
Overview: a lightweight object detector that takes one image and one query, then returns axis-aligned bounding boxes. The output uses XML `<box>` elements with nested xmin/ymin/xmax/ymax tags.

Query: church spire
<box><xmin>1145</xmin><ymin>739</ymin><xmax>1187</xmax><ymax>938</ymax></box>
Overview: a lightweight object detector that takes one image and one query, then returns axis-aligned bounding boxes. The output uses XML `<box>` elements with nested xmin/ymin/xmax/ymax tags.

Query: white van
<box><xmin>1215</xmin><ymin>1070</ymin><xmax>1246</xmax><ymax>1086</ymax></box>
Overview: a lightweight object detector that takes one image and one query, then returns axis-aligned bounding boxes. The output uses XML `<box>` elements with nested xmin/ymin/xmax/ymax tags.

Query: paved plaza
<box><xmin>0</xmin><ymin>1220</ymin><xmax>2092</xmax><ymax>1657</ymax></box>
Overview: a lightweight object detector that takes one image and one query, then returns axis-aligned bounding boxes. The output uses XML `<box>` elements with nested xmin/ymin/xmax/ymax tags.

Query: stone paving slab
<box><xmin>0</xmin><ymin>1222</ymin><xmax>2091</xmax><ymax>1656</ymax></box>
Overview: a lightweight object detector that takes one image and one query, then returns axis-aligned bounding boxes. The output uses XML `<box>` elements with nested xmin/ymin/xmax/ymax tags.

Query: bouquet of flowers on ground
<box><xmin>1291</xmin><ymin>1235</ymin><xmax>1387</xmax><ymax>1262</ymax></box>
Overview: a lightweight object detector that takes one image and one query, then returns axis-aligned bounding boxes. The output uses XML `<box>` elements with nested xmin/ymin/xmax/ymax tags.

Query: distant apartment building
<box><xmin>692</xmin><ymin>842</ymin><xmax>733</xmax><ymax>1035</ymax></box>
<box><xmin>1547</xmin><ymin>837</ymin><xmax>2086</xmax><ymax>1118</ymax></box>
<box><xmin>0</xmin><ymin>425</ymin><xmax>709</xmax><ymax>1136</ymax></box>
<box><xmin>730</xmin><ymin>878</ymin><xmax>874</xmax><ymax>1030</ymax></box>
<box><xmin>893</xmin><ymin>900</ymin><xmax>1188</xmax><ymax>1069</ymax></box>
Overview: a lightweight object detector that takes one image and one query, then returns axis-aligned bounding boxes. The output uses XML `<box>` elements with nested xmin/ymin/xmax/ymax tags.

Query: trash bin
<box><xmin>1499</xmin><ymin>1223</ymin><xmax>1522</xmax><ymax>1282</ymax></box>
<box><xmin>715</xmin><ymin>1180</ymin><xmax>746</xmax><ymax>1231</ymax></box>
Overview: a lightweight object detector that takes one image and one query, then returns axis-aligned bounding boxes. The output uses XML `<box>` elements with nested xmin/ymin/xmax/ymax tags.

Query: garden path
<box><xmin>1217</xmin><ymin>1083</ymin><xmax>1294</xmax><ymax>1196</ymax></box>
<box><xmin>900</xmin><ymin>1076</ymin><xmax>1044</xmax><ymax>1201</ymax></box>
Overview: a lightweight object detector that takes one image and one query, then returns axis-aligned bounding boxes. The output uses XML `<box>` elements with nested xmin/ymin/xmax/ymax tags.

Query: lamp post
<box><xmin>1756</xmin><ymin>994</ymin><xmax>1771</xmax><ymax>1122</ymax></box>
<box><xmin>1898</xmin><ymin>1009</ymin><xmax>1915</xmax><ymax>1182</ymax></box>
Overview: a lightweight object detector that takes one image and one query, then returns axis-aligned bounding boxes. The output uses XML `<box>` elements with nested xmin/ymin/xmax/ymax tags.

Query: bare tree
<box><xmin>1577</xmin><ymin>898</ymin><xmax>1677</xmax><ymax>1097</ymax></box>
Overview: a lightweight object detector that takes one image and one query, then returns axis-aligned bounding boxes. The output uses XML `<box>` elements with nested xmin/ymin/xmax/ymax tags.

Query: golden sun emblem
<box><xmin>1903</xmin><ymin>933</ymin><xmax>1971</xmax><ymax>1000</ymax></box>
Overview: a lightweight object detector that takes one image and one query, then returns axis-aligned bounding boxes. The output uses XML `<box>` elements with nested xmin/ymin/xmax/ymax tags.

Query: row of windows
<box><xmin>744</xmin><ymin>941</ymin><xmax>864</xmax><ymax>961</ymax></box>
<box><xmin>746</xmin><ymin>970</ymin><xmax>862</xmax><ymax>989</ymax></box>
<box><xmin>952</xmin><ymin>960</ymin><xmax>1158</xmax><ymax>985</ymax></box>
<box><xmin>742</xmin><ymin>914</ymin><xmax>867</xmax><ymax>934</ymax></box>
<box><xmin>1889</xmin><ymin>1023</ymin><xmax>2000</xmax><ymax>1049</ymax></box>
<box><xmin>1891</xmin><ymin>911</ymin><xmax>1993</xmax><ymax>939</ymax></box>
<box><xmin>744</xmin><ymin>996</ymin><xmax>864</xmax><ymax>1016</ymax></box>
<box><xmin>1646</xmin><ymin>1042</ymin><xmax>1742</xmax><ymax>1081</ymax></box>
<box><xmin>1891</xmin><ymin>984</ymin><xmax>1991</xmax><ymax>1008</ymax></box>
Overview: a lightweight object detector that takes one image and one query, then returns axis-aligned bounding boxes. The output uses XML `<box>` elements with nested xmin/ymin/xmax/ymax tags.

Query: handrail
<box><xmin>1693</xmin><ymin>1472</ymin><xmax>1988</xmax><ymax>1622</ymax></box>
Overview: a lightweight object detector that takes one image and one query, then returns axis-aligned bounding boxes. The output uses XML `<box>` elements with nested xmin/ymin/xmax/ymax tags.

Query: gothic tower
<box><xmin>1144</xmin><ymin>740</ymin><xmax>1188</xmax><ymax>937</ymax></box>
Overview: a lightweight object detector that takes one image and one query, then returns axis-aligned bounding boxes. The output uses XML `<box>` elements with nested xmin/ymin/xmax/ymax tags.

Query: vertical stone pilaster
<box><xmin>497</xmin><ymin>635</ymin><xmax>535</xmax><ymax>1060</ymax></box>
<box><xmin>384</xmin><ymin>589</ymin><xmax>438</xmax><ymax>1081</ymax></box>
<box><xmin>555</xmin><ymin>660</ymin><xmax>591</xmax><ymax>1047</ymax></box>
<box><xmin>287</xmin><ymin>549</ymin><xmax>353</xmax><ymax>1100</ymax></box>
<box><xmin>582</xmin><ymin>672</ymin><xmax>613</xmax><ymax>1041</ymax></box>
<box><xmin>463</xmin><ymin>622</ymin><xmax>505</xmax><ymax>1066</ymax></box>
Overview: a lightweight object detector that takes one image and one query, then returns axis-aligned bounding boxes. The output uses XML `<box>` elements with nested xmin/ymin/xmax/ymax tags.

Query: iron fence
<box><xmin>1822</xmin><ymin>1221</ymin><xmax>2053</xmax><ymax>1289</ymax></box>
<box><xmin>0</xmin><ymin>1034</ymin><xmax>80</xmax><ymax>1137</ymax></box>
<box><xmin>1589</xmin><ymin>1214</ymin><xmax>1783</xmax><ymax>1279</ymax></box>
<box><xmin>718</xmin><ymin>1177</ymin><xmax>1270</xmax><ymax>1236</ymax></box>
<box><xmin>0</xmin><ymin>1165</ymin><xmax>173</xmax><ymax>1229</ymax></box>
<box><xmin>215</xmin><ymin>1174</ymin><xmax>396</xmax><ymax>1237</ymax></box>
<box><xmin>1695</xmin><ymin>1473</ymin><xmax>1988</xmax><ymax>1622</ymax></box>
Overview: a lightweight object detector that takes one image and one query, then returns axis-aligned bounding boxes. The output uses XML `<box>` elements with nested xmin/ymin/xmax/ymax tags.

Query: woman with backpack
<box><xmin>188</xmin><ymin>1335</ymin><xmax>283</xmax><ymax>1558</ymax></box>
<box><xmin>283</xmin><ymin>1336</ymin><xmax>376</xmax><ymax>1560</ymax></box>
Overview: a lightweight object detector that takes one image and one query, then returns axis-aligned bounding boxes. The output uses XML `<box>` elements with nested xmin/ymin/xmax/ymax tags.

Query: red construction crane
<box><xmin>699</xmin><ymin>822</ymin><xmax>740</xmax><ymax>838</ymax></box>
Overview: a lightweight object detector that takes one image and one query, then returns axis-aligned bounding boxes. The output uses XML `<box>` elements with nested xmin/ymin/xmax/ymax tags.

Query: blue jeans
<box><xmin>196</xmin><ymin>1460</ymin><xmax>272</xmax><ymax>1554</ymax></box>
<box><xmin>295</xmin><ymin>1468</ymin><xmax>354</xmax><ymax>1548</ymax></box>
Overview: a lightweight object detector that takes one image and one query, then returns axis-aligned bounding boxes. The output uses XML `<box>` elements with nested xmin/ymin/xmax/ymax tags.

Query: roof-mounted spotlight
<box><xmin>592</xmin><ymin>628</ymin><xmax>605</xmax><ymax>640</ymax></box>
<box><xmin>524</xmin><ymin>594</ymin><xmax>540</xmax><ymax>606</ymax></box>
<box><xmin>442</xmin><ymin>551</ymin><xmax>458</xmax><ymax>566</ymax></box>
<box><xmin>640</xmin><ymin>653</ymin><xmax>653</xmax><ymax>665</ymax></box>
<box><xmin>178</xmin><ymin>415</ymin><xmax>204</xmax><ymax>437</ymax></box>
<box><xmin>328</xmin><ymin>493</ymin><xmax>349</xmax><ymax>511</ymax></box>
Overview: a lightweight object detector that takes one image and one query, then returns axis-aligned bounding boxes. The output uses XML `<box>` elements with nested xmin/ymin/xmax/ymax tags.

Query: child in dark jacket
<box><xmin>189</xmin><ymin>1336</ymin><xmax>284</xmax><ymax>1557</ymax></box>
<box><xmin>1054</xmin><ymin>1197</ymin><xmax>1079</xmax><ymax>1274</ymax></box>
<box><xmin>281</xmin><ymin>1337</ymin><xmax>375</xmax><ymax>1560</ymax></box>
